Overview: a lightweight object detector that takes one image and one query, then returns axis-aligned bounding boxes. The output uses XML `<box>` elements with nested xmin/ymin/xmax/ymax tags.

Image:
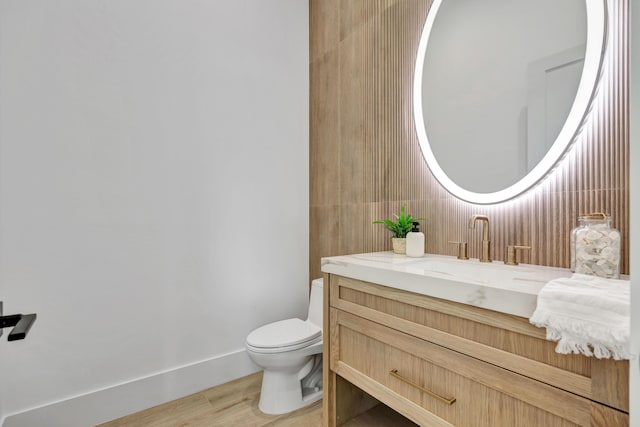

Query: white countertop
<box><xmin>321</xmin><ymin>252</ymin><xmax>574</xmax><ymax>318</ymax></box>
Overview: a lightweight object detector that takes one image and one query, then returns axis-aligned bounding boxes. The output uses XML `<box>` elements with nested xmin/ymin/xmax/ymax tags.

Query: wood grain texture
<box><xmin>335</xmin><ymin>276</ymin><xmax>548</xmax><ymax>339</ymax></box>
<box><xmin>97</xmin><ymin>372</ymin><xmax>321</xmax><ymax>427</ymax></box>
<box><xmin>336</xmin><ymin>295</ymin><xmax>594</xmax><ymax>400</ymax></box>
<box><xmin>99</xmin><ymin>370</ymin><xmax>412</xmax><ymax>427</ymax></box>
<box><xmin>591</xmin><ymin>357</ymin><xmax>630</xmax><ymax>412</ymax></box>
<box><xmin>590</xmin><ymin>402</ymin><xmax>630</xmax><ymax>427</ymax></box>
<box><xmin>331</xmin><ymin>276</ymin><xmax>629</xmax><ymax>412</ymax></box>
<box><xmin>322</xmin><ymin>273</ymin><xmax>336</xmax><ymax>427</ymax></box>
<box><xmin>308</xmin><ymin>0</ymin><xmax>630</xmax><ymax>281</ymax></box>
<box><xmin>339</xmin><ymin>403</ymin><xmax>418</xmax><ymax>427</ymax></box>
<box><xmin>335</xmin><ymin>310</ymin><xmax>592</xmax><ymax>426</ymax></box>
<box><xmin>335</xmin><ymin>375</ymin><xmax>380</xmax><ymax>426</ymax></box>
<box><xmin>335</xmin><ymin>362</ymin><xmax>454</xmax><ymax>427</ymax></box>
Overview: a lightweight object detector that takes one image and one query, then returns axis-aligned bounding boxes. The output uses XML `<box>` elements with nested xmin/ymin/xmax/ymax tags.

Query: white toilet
<box><xmin>246</xmin><ymin>278</ymin><xmax>324</xmax><ymax>415</ymax></box>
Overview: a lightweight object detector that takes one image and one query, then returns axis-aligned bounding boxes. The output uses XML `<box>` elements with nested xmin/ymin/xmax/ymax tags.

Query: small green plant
<box><xmin>373</xmin><ymin>204</ymin><xmax>425</xmax><ymax>238</ymax></box>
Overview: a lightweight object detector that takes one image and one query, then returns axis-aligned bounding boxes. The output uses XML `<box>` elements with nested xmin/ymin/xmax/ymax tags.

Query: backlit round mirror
<box><xmin>413</xmin><ymin>0</ymin><xmax>607</xmax><ymax>204</ymax></box>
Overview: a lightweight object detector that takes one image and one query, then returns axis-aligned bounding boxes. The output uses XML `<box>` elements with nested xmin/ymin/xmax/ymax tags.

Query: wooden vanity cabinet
<box><xmin>322</xmin><ymin>274</ymin><xmax>629</xmax><ymax>427</ymax></box>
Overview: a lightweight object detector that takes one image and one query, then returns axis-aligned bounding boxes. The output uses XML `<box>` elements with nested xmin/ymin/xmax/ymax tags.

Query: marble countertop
<box><xmin>321</xmin><ymin>252</ymin><xmax>574</xmax><ymax>318</ymax></box>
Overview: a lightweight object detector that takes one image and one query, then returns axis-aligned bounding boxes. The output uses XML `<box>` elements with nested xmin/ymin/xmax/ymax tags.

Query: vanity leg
<box><xmin>323</xmin><ymin>370</ymin><xmax>338</xmax><ymax>427</ymax></box>
<box><xmin>323</xmin><ymin>273</ymin><xmax>383</xmax><ymax>426</ymax></box>
<box><xmin>323</xmin><ymin>273</ymin><xmax>336</xmax><ymax>427</ymax></box>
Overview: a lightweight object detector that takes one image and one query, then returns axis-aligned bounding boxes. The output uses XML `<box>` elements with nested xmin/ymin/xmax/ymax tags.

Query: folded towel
<box><xmin>529</xmin><ymin>273</ymin><xmax>630</xmax><ymax>360</ymax></box>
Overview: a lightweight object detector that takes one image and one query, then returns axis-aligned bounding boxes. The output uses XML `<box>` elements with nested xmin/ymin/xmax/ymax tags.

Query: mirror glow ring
<box><xmin>413</xmin><ymin>0</ymin><xmax>607</xmax><ymax>204</ymax></box>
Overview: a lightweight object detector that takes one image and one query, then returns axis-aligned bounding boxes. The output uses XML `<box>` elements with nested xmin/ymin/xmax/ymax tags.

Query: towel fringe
<box><xmin>530</xmin><ymin>309</ymin><xmax>630</xmax><ymax>360</ymax></box>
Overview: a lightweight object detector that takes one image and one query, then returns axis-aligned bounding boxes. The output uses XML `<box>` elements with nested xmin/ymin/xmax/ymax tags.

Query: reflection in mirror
<box><xmin>413</xmin><ymin>0</ymin><xmax>607</xmax><ymax>204</ymax></box>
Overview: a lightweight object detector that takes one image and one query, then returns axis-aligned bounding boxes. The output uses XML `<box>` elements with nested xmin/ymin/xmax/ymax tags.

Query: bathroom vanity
<box><xmin>321</xmin><ymin>253</ymin><xmax>629</xmax><ymax>427</ymax></box>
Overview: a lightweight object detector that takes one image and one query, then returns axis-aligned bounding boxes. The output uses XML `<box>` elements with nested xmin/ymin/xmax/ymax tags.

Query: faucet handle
<box><xmin>505</xmin><ymin>245</ymin><xmax>531</xmax><ymax>266</ymax></box>
<box><xmin>448</xmin><ymin>241</ymin><xmax>469</xmax><ymax>260</ymax></box>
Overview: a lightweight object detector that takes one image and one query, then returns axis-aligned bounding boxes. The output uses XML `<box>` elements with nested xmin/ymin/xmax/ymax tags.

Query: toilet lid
<box><xmin>246</xmin><ymin>318</ymin><xmax>321</xmax><ymax>350</ymax></box>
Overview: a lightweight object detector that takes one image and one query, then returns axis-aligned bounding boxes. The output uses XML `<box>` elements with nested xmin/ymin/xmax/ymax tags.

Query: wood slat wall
<box><xmin>309</xmin><ymin>0</ymin><xmax>629</xmax><ymax>281</ymax></box>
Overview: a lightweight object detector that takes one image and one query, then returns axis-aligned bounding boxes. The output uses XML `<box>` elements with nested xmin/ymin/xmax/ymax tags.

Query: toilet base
<box><xmin>257</xmin><ymin>355</ymin><xmax>323</xmax><ymax>415</ymax></box>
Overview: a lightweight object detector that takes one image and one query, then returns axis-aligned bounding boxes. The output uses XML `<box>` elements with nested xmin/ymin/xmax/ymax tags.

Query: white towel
<box><xmin>529</xmin><ymin>273</ymin><xmax>630</xmax><ymax>360</ymax></box>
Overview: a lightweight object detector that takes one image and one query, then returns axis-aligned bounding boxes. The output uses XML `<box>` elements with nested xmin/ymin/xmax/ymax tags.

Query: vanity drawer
<box><xmin>329</xmin><ymin>276</ymin><xmax>629</xmax><ymax>412</ymax></box>
<box><xmin>331</xmin><ymin>308</ymin><xmax>628</xmax><ymax>427</ymax></box>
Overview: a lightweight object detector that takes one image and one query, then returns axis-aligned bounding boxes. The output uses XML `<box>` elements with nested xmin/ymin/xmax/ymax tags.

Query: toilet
<box><xmin>246</xmin><ymin>278</ymin><xmax>324</xmax><ymax>415</ymax></box>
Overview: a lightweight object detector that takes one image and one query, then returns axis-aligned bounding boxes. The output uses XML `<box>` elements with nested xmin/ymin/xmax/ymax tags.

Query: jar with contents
<box><xmin>570</xmin><ymin>216</ymin><xmax>587</xmax><ymax>272</ymax></box>
<box><xmin>571</xmin><ymin>213</ymin><xmax>621</xmax><ymax>279</ymax></box>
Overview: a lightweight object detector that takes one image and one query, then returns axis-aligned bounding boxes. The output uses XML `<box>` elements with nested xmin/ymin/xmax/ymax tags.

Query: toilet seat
<box><xmin>246</xmin><ymin>318</ymin><xmax>322</xmax><ymax>354</ymax></box>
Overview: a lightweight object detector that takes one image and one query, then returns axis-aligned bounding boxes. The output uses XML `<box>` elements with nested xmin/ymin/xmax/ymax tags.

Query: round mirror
<box><xmin>413</xmin><ymin>0</ymin><xmax>607</xmax><ymax>204</ymax></box>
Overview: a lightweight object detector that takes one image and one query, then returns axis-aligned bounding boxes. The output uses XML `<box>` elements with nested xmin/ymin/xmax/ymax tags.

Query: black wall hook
<box><xmin>0</xmin><ymin>302</ymin><xmax>37</xmax><ymax>341</ymax></box>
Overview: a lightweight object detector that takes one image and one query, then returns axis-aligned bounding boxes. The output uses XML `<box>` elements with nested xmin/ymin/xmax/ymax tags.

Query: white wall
<box><xmin>630</xmin><ymin>1</ymin><xmax>639</xmax><ymax>424</ymax></box>
<box><xmin>0</xmin><ymin>1</ymin><xmax>309</xmax><ymax>425</ymax></box>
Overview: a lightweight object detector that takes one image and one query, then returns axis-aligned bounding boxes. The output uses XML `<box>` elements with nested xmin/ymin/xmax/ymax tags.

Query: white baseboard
<box><xmin>2</xmin><ymin>349</ymin><xmax>259</xmax><ymax>427</ymax></box>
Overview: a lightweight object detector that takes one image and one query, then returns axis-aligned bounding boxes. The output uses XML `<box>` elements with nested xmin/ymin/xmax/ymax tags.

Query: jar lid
<box><xmin>578</xmin><ymin>212</ymin><xmax>610</xmax><ymax>219</ymax></box>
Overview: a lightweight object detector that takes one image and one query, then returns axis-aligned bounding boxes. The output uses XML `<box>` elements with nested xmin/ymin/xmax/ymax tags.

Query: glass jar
<box><xmin>570</xmin><ymin>216</ymin><xmax>587</xmax><ymax>272</ymax></box>
<box><xmin>571</xmin><ymin>213</ymin><xmax>621</xmax><ymax>279</ymax></box>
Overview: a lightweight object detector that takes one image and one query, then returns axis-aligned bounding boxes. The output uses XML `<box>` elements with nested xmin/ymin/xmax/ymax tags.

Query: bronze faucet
<box><xmin>469</xmin><ymin>214</ymin><xmax>491</xmax><ymax>262</ymax></box>
<box><xmin>505</xmin><ymin>245</ymin><xmax>531</xmax><ymax>265</ymax></box>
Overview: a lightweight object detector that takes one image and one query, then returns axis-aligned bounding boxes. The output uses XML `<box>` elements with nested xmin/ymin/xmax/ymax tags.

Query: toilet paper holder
<box><xmin>0</xmin><ymin>302</ymin><xmax>37</xmax><ymax>341</ymax></box>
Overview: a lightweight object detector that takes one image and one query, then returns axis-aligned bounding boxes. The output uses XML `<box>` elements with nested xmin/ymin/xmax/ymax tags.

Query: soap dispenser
<box><xmin>406</xmin><ymin>222</ymin><xmax>425</xmax><ymax>258</ymax></box>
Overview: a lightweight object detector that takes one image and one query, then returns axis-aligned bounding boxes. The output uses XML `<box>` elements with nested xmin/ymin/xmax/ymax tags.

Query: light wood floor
<box><xmin>97</xmin><ymin>372</ymin><xmax>416</xmax><ymax>427</ymax></box>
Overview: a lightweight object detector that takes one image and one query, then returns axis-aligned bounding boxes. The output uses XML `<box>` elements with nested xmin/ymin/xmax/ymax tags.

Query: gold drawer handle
<box><xmin>390</xmin><ymin>369</ymin><xmax>456</xmax><ymax>406</ymax></box>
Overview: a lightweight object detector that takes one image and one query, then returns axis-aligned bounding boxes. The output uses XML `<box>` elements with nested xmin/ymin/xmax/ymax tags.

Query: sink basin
<box><xmin>401</xmin><ymin>258</ymin><xmax>542</xmax><ymax>285</ymax></box>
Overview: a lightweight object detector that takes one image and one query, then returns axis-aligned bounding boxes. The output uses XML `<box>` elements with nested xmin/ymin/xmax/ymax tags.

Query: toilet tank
<box><xmin>307</xmin><ymin>278</ymin><xmax>323</xmax><ymax>329</ymax></box>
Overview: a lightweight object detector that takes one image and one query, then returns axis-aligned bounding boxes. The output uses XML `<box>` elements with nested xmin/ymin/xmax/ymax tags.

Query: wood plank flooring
<box><xmin>97</xmin><ymin>372</ymin><xmax>416</xmax><ymax>427</ymax></box>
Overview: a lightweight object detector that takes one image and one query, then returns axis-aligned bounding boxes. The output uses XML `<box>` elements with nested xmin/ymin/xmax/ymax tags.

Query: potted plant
<box><xmin>373</xmin><ymin>204</ymin><xmax>425</xmax><ymax>254</ymax></box>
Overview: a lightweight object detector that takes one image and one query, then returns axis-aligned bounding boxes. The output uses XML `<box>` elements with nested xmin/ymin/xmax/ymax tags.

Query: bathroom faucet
<box><xmin>469</xmin><ymin>214</ymin><xmax>491</xmax><ymax>263</ymax></box>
